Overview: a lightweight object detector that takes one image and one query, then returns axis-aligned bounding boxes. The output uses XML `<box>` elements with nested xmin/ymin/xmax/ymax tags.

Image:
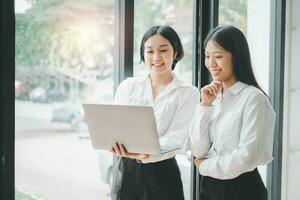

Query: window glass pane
<box><xmin>15</xmin><ymin>0</ymin><xmax>115</xmax><ymax>199</ymax></box>
<box><xmin>134</xmin><ymin>0</ymin><xmax>194</xmax><ymax>199</ymax></box>
<box><xmin>219</xmin><ymin>0</ymin><xmax>271</xmax><ymax>184</ymax></box>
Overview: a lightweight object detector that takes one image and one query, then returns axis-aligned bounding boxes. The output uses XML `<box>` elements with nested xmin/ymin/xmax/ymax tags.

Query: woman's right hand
<box><xmin>111</xmin><ymin>143</ymin><xmax>149</xmax><ymax>161</ymax></box>
<box><xmin>200</xmin><ymin>80</ymin><xmax>222</xmax><ymax>106</ymax></box>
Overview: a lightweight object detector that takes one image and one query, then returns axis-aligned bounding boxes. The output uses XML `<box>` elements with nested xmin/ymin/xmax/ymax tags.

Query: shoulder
<box><xmin>186</xmin><ymin>86</ymin><xmax>200</xmax><ymax>97</ymax></box>
<box><xmin>175</xmin><ymin>85</ymin><xmax>200</xmax><ymax>104</ymax></box>
<box><xmin>114</xmin><ymin>77</ymin><xmax>145</xmax><ymax>103</ymax></box>
<box><xmin>119</xmin><ymin>77</ymin><xmax>142</xmax><ymax>87</ymax></box>
<box><xmin>176</xmin><ymin>84</ymin><xmax>199</xmax><ymax>96</ymax></box>
<box><xmin>242</xmin><ymin>86</ymin><xmax>274</xmax><ymax>113</ymax></box>
<box><xmin>243</xmin><ymin>85</ymin><xmax>269</xmax><ymax>102</ymax></box>
<box><xmin>117</xmin><ymin>77</ymin><xmax>144</xmax><ymax>91</ymax></box>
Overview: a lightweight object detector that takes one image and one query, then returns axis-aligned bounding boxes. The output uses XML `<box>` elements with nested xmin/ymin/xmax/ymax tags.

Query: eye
<box><xmin>205</xmin><ymin>55</ymin><xmax>210</xmax><ymax>59</ymax></box>
<box><xmin>215</xmin><ymin>56</ymin><xmax>222</xmax><ymax>59</ymax></box>
<box><xmin>146</xmin><ymin>50</ymin><xmax>153</xmax><ymax>54</ymax></box>
<box><xmin>160</xmin><ymin>49</ymin><xmax>168</xmax><ymax>52</ymax></box>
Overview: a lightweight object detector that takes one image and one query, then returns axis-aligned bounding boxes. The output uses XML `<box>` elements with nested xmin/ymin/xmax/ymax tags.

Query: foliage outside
<box><xmin>16</xmin><ymin>0</ymin><xmax>247</xmax><ymax>85</ymax></box>
<box><xmin>15</xmin><ymin>188</ymin><xmax>42</xmax><ymax>200</ymax></box>
<box><xmin>219</xmin><ymin>0</ymin><xmax>247</xmax><ymax>35</ymax></box>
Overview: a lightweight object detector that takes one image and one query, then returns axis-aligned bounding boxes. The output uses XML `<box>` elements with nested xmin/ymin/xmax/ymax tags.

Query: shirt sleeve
<box><xmin>142</xmin><ymin>87</ymin><xmax>200</xmax><ymax>163</ymax></box>
<box><xmin>189</xmin><ymin>104</ymin><xmax>214</xmax><ymax>158</ymax></box>
<box><xmin>198</xmin><ymin>92</ymin><xmax>276</xmax><ymax>179</ymax></box>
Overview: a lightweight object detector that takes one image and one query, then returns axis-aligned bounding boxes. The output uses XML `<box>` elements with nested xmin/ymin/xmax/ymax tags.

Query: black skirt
<box><xmin>111</xmin><ymin>157</ymin><xmax>185</xmax><ymax>200</ymax></box>
<box><xmin>199</xmin><ymin>168</ymin><xmax>267</xmax><ymax>200</ymax></box>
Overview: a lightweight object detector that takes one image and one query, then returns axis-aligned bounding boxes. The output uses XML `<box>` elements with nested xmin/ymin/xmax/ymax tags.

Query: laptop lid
<box><xmin>83</xmin><ymin>104</ymin><xmax>162</xmax><ymax>155</ymax></box>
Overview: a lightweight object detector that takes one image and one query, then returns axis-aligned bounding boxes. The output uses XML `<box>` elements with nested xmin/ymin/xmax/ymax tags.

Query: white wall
<box><xmin>247</xmin><ymin>0</ymin><xmax>271</xmax><ymax>184</ymax></box>
<box><xmin>283</xmin><ymin>0</ymin><xmax>300</xmax><ymax>199</ymax></box>
<box><xmin>247</xmin><ymin>0</ymin><xmax>270</xmax><ymax>93</ymax></box>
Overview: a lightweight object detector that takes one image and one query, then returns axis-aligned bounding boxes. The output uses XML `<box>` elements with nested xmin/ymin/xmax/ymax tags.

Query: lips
<box><xmin>153</xmin><ymin>63</ymin><xmax>164</xmax><ymax>67</ymax></box>
<box><xmin>211</xmin><ymin>69</ymin><xmax>221</xmax><ymax>75</ymax></box>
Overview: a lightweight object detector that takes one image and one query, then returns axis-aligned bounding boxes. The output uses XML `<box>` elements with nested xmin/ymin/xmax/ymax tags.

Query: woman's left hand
<box><xmin>111</xmin><ymin>143</ymin><xmax>149</xmax><ymax>160</ymax></box>
<box><xmin>194</xmin><ymin>158</ymin><xmax>206</xmax><ymax>168</ymax></box>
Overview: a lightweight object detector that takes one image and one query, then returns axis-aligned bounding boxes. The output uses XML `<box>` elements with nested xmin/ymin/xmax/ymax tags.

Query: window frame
<box><xmin>267</xmin><ymin>0</ymin><xmax>286</xmax><ymax>200</ymax></box>
<box><xmin>0</xmin><ymin>0</ymin><xmax>15</xmax><ymax>199</ymax></box>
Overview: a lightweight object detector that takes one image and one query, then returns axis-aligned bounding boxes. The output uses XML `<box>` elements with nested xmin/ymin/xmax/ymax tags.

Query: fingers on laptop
<box><xmin>112</xmin><ymin>143</ymin><xmax>129</xmax><ymax>157</ymax></box>
<box><xmin>112</xmin><ymin>143</ymin><xmax>121</xmax><ymax>155</ymax></box>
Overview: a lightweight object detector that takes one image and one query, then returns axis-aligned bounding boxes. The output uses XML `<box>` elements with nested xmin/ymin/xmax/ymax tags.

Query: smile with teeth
<box><xmin>153</xmin><ymin>63</ymin><xmax>164</xmax><ymax>67</ymax></box>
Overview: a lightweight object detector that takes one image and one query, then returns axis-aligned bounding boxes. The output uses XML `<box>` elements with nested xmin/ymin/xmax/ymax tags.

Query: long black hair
<box><xmin>204</xmin><ymin>25</ymin><xmax>267</xmax><ymax>95</ymax></box>
<box><xmin>140</xmin><ymin>25</ymin><xmax>184</xmax><ymax>70</ymax></box>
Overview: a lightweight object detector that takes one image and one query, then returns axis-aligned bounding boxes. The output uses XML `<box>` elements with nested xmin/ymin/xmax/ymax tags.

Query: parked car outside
<box><xmin>29</xmin><ymin>87</ymin><xmax>48</xmax><ymax>103</ymax></box>
<box><xmin>52</xmin><ymin>103</ymin><xmax>88</xmax><ymax>133</ymax></box>
<box><xmin>15</xmin><ymin>80</ymin><xmax>31</xmax><ymax>100</ymax></box>
<box><xmin>47</xmin><ymin>88</ymin><xmax>67</xmax><ymax>102</ymax></box>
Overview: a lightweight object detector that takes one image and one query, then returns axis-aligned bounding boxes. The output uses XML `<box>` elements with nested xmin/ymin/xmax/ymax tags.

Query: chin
<box><xmin>212</xmin><ymin>76</ymin><xmax>221</xmax><ymax>80</ymax></box>
<box><xmin>153</xmin><ymin>68</ymin><xmax>171</xmax><ymax>75</ymax></box>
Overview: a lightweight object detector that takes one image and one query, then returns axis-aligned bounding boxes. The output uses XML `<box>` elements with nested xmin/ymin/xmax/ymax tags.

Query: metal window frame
<box><xmin>0</xmin><ymin>0</ymin><xmax>15</xmax><ymax>199</ymax></box>
<box><xmin>267</xmin><ymin>0</ymin><xmax>286</xmax><ymax>200</ymax></box>
<box><xmin>114</xmin><ymin>0</ymin><xmax>134</xmax><ymax>89</ymax></box>
<box><xmin>191</xmin><ymin>1</ymin><xmax>218</xmax><ymax>199</ymax></box>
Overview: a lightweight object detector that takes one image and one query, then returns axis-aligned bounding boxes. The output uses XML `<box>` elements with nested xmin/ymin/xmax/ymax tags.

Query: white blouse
<box><xmin>114</xmin><ymin>73</ymin><xmax>199</xmax><ymax>163</ymax></box>
<box><xmin>189</xmin><ymin>81</ymin><xmax>276</xmax><ymax>180</ymax></box>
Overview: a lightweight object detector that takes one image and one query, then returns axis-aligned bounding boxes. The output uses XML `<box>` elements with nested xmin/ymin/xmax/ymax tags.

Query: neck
<box><xmin>222</xmin><ymin>77</ymin><xmax>238</xmax><ymax>91</ymax></box>
<box><xmin>150</xmin><ymin>72</ymin><xmax>173</xmax><ymax>86</ymax></box>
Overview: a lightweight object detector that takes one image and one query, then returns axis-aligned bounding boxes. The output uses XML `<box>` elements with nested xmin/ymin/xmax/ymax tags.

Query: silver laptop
<box><xmin>83</xmin><ymin>104</ymin><xmax>178</xmax><ymax>155</ymax></box>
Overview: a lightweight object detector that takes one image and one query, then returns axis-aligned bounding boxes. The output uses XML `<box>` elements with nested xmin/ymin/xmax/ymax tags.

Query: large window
<box><xmin>9</xmin><ymin>1</ymin><xmax>276</xmax><ymax>200</ymax></box>
<box><xmin>219</xmin><ymin>0</ymin><xmax>271</xmax><ymax>184</ymax></box>
<box><xmin>15</xmin><ymin>0</ymin><xmax>115</xmax><ymax>199</ymax></box>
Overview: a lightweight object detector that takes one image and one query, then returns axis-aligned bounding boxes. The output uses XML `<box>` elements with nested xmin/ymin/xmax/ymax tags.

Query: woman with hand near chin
<box><xmin>189</xmin><ymin>25</ymin><xmax>276</xmax><ymax>200</ymax></box>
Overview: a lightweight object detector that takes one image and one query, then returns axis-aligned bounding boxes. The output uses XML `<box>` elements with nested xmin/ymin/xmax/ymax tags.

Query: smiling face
<box><xmin>205</xmin><ymin>40</ymin><xmax>237</xmax><ymax>87</ymax></box>
<box><xmin>144</xmin><ymin>34</ymin><xmax>176</xmax><ymax>76</ymax></box>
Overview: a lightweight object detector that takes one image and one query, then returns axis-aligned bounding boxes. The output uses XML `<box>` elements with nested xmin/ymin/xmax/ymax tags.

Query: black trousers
<box><xmin>119</xmin><ymin>157</ymin><xmax>185</xmax><ymax>200</ymax></box>
<box><xmin>199</xmin><ymin>168</ymin><xmax>267</xmax><ymax>200</ymax></box>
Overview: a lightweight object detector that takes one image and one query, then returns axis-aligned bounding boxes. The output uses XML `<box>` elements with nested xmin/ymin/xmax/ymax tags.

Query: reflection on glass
<box><xmin>15</xmin><ymin>0</ymin><xmax>115</xmax><ymax>199</ymax></box>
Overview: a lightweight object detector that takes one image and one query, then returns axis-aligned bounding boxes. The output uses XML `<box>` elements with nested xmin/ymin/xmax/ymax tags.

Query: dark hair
<box><xmin>204</xmin><ymin>25</ymin><xmax>267</xmax><ymax>95</ymax></box>
<box><xmin>140</xmin><ymin>25</ymin><xmax>184</xmax><ymax>70</ymax></box>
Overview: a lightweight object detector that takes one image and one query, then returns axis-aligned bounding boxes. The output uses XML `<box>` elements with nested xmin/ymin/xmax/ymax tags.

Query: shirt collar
<box><xmin>216</xmin><ymin>81</ymin><xmax>248</xmax><ymax>101</ymax></box>
<box><xmin>227</xmin><ymin>81</ymin><xmax>248</xmax><ymax>95</ymax></box>
<box><xmin>138</xmin><ymin>72</ymin><xmax>187</xmax><ymax>101</ymax></box>
<box><xmin>139</xmin><ymin>72</ymin><xmax>187</xmax><ymax>89</ymax></box>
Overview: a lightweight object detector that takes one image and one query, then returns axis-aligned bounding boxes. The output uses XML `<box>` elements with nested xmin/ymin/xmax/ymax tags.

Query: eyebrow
<box><xmin>205</xmin><ymin>50</ymin><xmax>224</xmax><ymax>54</ymax></box>
<box><xmin>145</xmin><ymin>44</ymin><xmax>170</xmax><ymax>49</ymax></box>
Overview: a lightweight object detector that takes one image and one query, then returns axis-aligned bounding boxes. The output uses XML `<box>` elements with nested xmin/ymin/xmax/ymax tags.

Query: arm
<box><xmin>189</xmin><ymin>104</ymin><xmax>214</xmax><ymax>158</ymax></box>
<box><xmin>114</xmin><ymin>79</ymin><xmax>130</xmax><ymax>104</ymax></box>
<box><xmin>142</xmin><ymin>87</ymin><xmax>200</xmax><ymax>163</ymax></box>
<box><xmin>198</xmin><ymin>92</ymin><xmax>276</xmax><ymax>179</ymax></box>
<box><xmin>189</xmin><ymin>80</ymin><xmax>221</xmax><ymax>158</ymax></box>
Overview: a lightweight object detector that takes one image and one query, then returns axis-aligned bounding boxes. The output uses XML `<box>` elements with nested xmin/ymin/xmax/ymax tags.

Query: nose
<box><xmin>153</xmin><ymin>51</ymin><xmax>162</xmax><ymax>60</ymax></box>
<box><xmin>208</xmin><ymin>57</ymin><xmax>217</xmax><ymax>69</ymax></box>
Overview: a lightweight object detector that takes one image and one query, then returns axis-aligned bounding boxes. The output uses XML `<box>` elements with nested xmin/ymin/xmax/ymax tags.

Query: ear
<box><xmin>173</xmin><ymin>52</ymin><xmax>177</xmax><ymax>59</ymax></box>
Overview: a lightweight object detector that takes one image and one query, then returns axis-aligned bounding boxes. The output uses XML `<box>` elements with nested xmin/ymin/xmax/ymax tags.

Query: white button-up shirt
<box><xmin>189</xmin><ymin>81</ymin><xmax>276</xmax><ymax>179</ymax></box>
<box><xmin>114</xmin><ymin>73</ymin><xmax>199</xmax><ymax>163</ymax></box>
